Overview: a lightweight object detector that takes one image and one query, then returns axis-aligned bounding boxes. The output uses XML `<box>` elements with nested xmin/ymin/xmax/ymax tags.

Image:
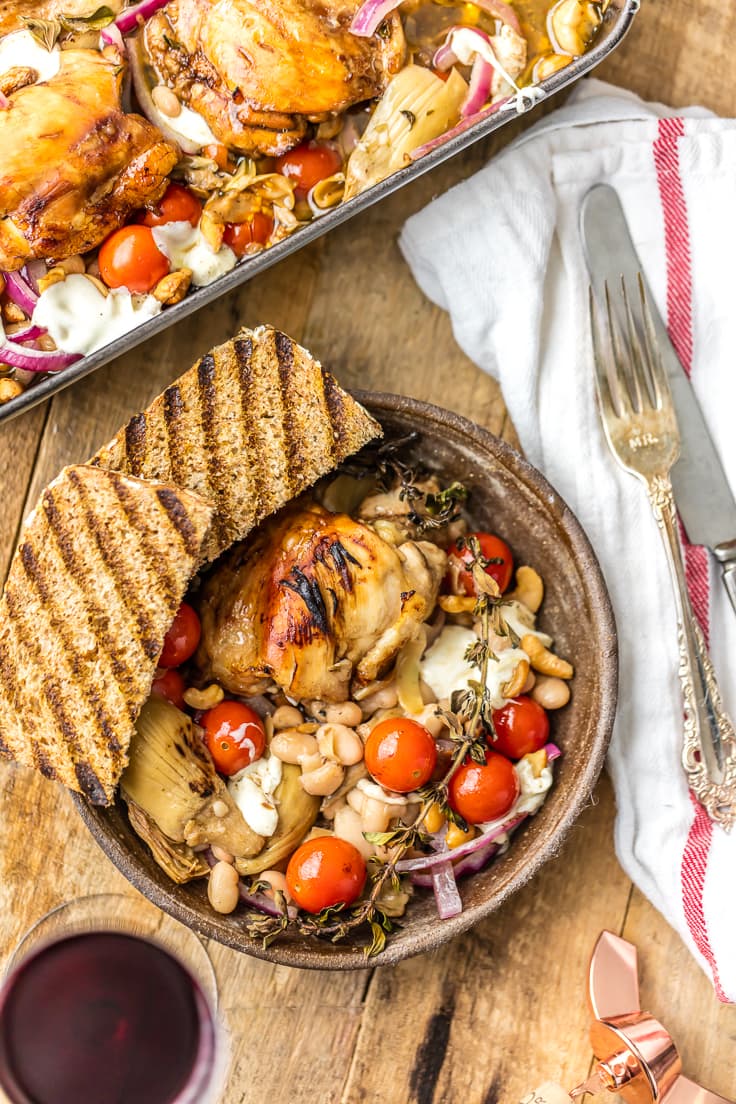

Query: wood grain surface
<box><xmin>2</xmin><ymin>1</ymin><xmax>736</xmax><ymax>1101</ymax></box>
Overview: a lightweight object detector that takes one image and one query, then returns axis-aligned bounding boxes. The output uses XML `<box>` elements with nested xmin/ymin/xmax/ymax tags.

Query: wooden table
<box><xmin>1</xmin><ymin>2</ymin><xmax>735</xmax><ymax>1100</ymax></box>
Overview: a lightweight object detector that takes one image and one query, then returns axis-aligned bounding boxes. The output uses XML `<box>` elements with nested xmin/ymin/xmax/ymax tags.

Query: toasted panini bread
<box><xmin>90</xmin><ymin>325</ymin><xmax>382</xmax><ymax>564</ymax></box>
<box><xmin>0</xmin><ymin>465</ymin><xmax>213</xmax><ymax>805</ymax></box>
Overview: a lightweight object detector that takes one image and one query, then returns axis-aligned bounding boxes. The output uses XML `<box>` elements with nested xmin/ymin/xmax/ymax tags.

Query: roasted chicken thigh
<box><xmin>0</xmin><ymin>47</ymin><xmax>178</xmax><ymax>270</ymax></box>
<box><xmin>144</xmin><ymin>0</ymin><xmax>406</xmax><ymax>156</ymax></box>
<box><xmin>198</xmin><ymin>502</ymin><xmax>447</xmax><ymax>702</ymax></box>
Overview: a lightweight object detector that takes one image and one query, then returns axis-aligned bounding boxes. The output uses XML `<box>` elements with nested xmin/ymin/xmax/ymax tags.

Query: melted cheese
<box><xmin>32</xmin><ymin>275</ymin><xmax>161</xmax><ymax>355</ymax></box>
<box><xmin>228</xmin><ymin>754</ymin><xmax>282</xmax><ymax>837</ymax></box>
<box><xmin>165</xmin><ymin>102</ymin><xmax>218</xmax><ymax>148</ymax></box>
<box><xmin>0</xmin><ymin>30</ymin><xmax>60</xmax><ymax>84</ymax></box>
<box><xmin>152</xmin><ymin>222</ymin><xmax>236</xmax><ymax>287</ymax></box>
<box><xmin>419</xmin><ymin>624</ymin><xmax>529</xmax><ymax>710</ymax></box>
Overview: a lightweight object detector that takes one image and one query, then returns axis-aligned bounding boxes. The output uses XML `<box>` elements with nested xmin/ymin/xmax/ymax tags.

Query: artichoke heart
<box><xmin>121</xmin><ymin>696</ymin><xmax>265</xmax><ymax>860</ymax></box>
<box><xmin>234</xmin><ymin>763</ymin><xmax>320</xmax><ymax>876</ymax></box>
<box><xmin>126</xmin><ymin>798</ymin><xmax>210</xmax><ymax>885</ymax></box>
<box><xmin>344</xmin><ymin>65</ymin><xmax>467</xmax><ymax>200</ymax></box>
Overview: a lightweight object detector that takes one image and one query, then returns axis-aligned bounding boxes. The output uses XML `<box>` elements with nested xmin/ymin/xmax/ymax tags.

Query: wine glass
<box><xmin>0</xmin><ymin>893</ymin><xmax>228</xmax><ymax>1104</ymax></box>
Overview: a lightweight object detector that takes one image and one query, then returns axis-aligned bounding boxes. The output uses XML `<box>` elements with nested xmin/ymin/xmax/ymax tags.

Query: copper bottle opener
<box><xmin>569</xmin><ymin>931</ymin><xmax>732</xmax><ymax>1104</ymax></box>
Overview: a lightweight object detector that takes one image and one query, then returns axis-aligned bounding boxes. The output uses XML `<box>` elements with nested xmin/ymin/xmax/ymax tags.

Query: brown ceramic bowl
<box><xmin>74</xmin><ymin>393</ymin><xmax>617</xmax><ymax>969</ymax></box>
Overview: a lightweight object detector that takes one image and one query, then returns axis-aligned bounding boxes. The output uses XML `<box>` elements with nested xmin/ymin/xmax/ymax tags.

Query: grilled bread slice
<box><xmin>0</xmin><ymin>465</ymin><xmax>213</xmax><ymax>805</ymax></box>
<box><xmin>90</xmin><ymin>325</ymin><xmax>382</xmax><ymax>564</ymax></box>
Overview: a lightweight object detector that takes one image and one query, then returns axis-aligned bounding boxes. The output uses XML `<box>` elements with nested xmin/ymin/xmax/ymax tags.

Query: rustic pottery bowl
<box><xmin>75</xmin><ymin>393</ymin><xmax>617</xmax><ymax>969</ymax></box>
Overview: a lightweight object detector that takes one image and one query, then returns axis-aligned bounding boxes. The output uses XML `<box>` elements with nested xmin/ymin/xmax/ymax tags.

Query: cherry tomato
<box><xmin>98</xmin><ymin>225</ymin><xmax>169</xmax><ymax>293</ymax></box>
<box><xmin>490</xmin><ymin>695</ymin><xmax>549</xmax><ymax>759</ymax></box>
<box><xmin>364</xmin><ymin>717</ymin><xmax>437</xmax><ymax>794</ymax></box>
<box><xmin>201</xmin><ymin>701</ymin><xmax>266</xmax><ymax>776</ymax></box>
<box><xmin>446</xmin><ymin>531</ymin><xmax>514</xmax><ymax>595</ymax></box>
<box><xmin>150</xmin><ymin>668</ymin><xmax>186</xmax><ymax>710</ymax></box>
<box><xmin>275</xmin><ymin>141</ymin><xmax>342</xmax><ymax>198</ymax></box>
<box><xmin>223</xmin><ymin>212</ymin><xmax>274</xmax><ymax>256</ymax></box>
<box><xmin>286</xmin><ymin>837</ymin><xmax>366</xmax><ymax>914</ymax></box>
<box><xmin>448</xmin><ymin>749</ymin><xmax>519</xmax><ymax>824</ymax></box>
<box><xmin>141</xmin><ymin>183</ymin><xmax>202</xmax><ymax>228</ymax></box>
<box><xmin>159</xmin><ymin>602</ymin><xmax>201</xmax><ymax>668</ymax></box>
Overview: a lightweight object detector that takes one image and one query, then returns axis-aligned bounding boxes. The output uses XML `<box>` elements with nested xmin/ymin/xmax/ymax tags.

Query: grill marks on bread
<box><xmin>0</xmin><ymin>326</ymin><xmax>380</xmax><ymax>803</ymax></box>
<box><xmin>0</xmin><ymin>466</ymin><xmax>213</xmax><ymax>804</ymax></box>
<box><xmin>91</xmin><ymin>325</ymin><xmax>382</xmax><ymax>564</ymax></box>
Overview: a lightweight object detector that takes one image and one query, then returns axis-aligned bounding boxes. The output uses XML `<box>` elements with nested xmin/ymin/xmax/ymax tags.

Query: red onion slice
<box><xmin>6</xmin><ymin>323</ymin><xmax>46</xmax><ymax>342</ymax></box>
<box><xmin>0</xmin><ymin>339</ymin><xmax>80</xmax><ymax>373</ymax></box>
<box><xmin>115</xmin><ymin>0</ymin><xmax>171</xmax><ymax>35</ymax></box>
<box><xmin>396</xmin><ymin>814</ymin><xmax>525</xmax><ymax>873</ymax></box>
<box><xmin>409</xmin><ymin>95</ymin><xmax>511</xmax><ymax>160</ymax></box>
<box><xmin>100</xmin><ymin>22</ymin><xmax>125</xmax><ymax>49</ymax></box>
<box><xmin>0</xmin><ymin>91</ymin><xmax>9</xmax><ymax>110</ymax></box>
<box><xmin>349</xmin><ymin>0</ymin><xmax>402</xmax><ymax>37</ymax></box>
<box><xmin>238</xmin><ymin>884</ymin><xmax>298</xmax><ymax>921</ymax></box>
<box><xmin>22</xmin><ymin>260</ymin><xmax>46</xmax><ymax>295</ymax></box>
<box><xmin>462</xmin><ymin>54</ymin><xmax>494</xmax><ymax>117</ymax></box>
<box><xmin>474</xmin><ymin>0</ymin><xmax>520</xmax><ymax>32</ymax></box>
<box><xmin>431</xmin><ymin>862</ymin><xmax>463</xmax><ymax>919</ymax></box>
<box><xmin>3</xmin><ymin>270</ymin><xmax>38</xmax><ymax>315</ymax></box>
<box><xmin>544</xmin><ymin>743</ymin><xmax>562</xmax><ymax>762</ymax></box>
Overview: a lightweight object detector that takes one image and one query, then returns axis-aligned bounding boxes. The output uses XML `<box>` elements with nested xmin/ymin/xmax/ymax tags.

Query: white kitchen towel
<box><xmin>400</xmin><ymin>77</ymin><xmax>736</xmax><ymax>1001</ymax></box>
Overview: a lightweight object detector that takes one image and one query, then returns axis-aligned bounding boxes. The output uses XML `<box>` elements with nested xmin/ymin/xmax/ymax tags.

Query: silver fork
<box><xmin>590</xmin><ymin>275</ymin><xmax>736</xmax><ymax>830</ymax></box>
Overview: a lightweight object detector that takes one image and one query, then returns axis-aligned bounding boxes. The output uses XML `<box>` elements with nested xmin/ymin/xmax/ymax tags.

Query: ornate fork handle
<box><xmin>647</xmin><ymin>474</ymin><xmax>736</xmax><ymax>830</ymax></box>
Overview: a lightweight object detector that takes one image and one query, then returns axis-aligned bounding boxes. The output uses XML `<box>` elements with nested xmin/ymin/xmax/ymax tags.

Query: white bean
<box><xmin>300</xmin><ymin>761</ymin><xmax>345</xmax><ymax>796</ymax></box>
<box><xmin>270</xmin><ymin>730</ymin><xmax>318</xmax><ymax>764</ymax></box>
<box><xmin>362</xmin><ymin>797</ymin><xmax>402</xmax><ymax>834</ymax></box>
<box><xmin>334</xmin><ymin>805</ymin><xmax>374</xmax><ymax>859</ymax></box>
<box><xmin>259</xmin><ymin>869</ymin><xmax>291</xmax><ymax>901</ymax></box>
<box><xmin>271</xmin><ymin>705</ymin><xmax>304</xmax><ymax>729</ymax></box>
<box><xmin>316</xmin><ymin>723</ymin><xmax>364</xmax><ymax>766</ymax></box>
<box><xmin>363</xmin><ymin>685</ymin><xmax>399</xmax><ymax>713</ymax></box>
<box><xmin>324</xmin><ymin>701</ymin><xmax>363</xmax><ymax>727</ymax></box>
<box><xmin>522</xmin><ymin>670</ymin><xmax>536</xmax><ymax>694</ymax></box>
<box><xmin>531</xmin><ymin>676</ymin><xmax>570</xmax><ymax>710</ymax></box>
<box><xmin>151</xmin><ymin>84</ymin><xmax>182</xmax><ymax>117</ymax></box>
<box><xmin>208</xmin><ymin>861</ymin><xmax>240</xmax><ymax>914</ymax></box>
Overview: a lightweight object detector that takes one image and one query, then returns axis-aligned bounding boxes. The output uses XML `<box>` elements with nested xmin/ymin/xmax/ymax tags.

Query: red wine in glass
<box><xmin>0</xmin><ymin>931</ymin><xmax>216</xmax><ymax>1104</ymax></box>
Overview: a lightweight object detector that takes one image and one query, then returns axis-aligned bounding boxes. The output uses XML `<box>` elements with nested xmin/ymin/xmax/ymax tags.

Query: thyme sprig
<box><xmin>336</xmin><ymin>433</ymin><xmax>468</xmax><ymax>534</ymax></box>
<box><xmin>244</xmin><ymin>536</ymin><xmax>506</xmax><ymax>956</ymax></box>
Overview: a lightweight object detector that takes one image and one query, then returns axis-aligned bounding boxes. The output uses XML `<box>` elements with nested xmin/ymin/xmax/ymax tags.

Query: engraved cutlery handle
<box><xmin>647</xmin><ymin>476</ymin><xmax>736</xmax><ymax>830</ymax></box>
<box><xmin>714</xmin><ymin>539</ymin><xmax>736</xmax><ymax>622</ymax></box>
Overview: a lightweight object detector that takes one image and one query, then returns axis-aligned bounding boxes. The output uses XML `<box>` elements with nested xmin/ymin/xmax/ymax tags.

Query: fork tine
<box><xmin>588</xmin><ymin>285</ymin><xmax>619</xmax><ymax>422</ymax></box>
<box><xmin>637</xmin><ymin>273</ymin><xmax>676</xmax><ymax>411</ymax></box>
<box><xmin>620</xmin><ymin>275</ymin><xmax>651</xmax><ymax>411</ymax></box>
<box><xmin>603</xmin><ymin>281</ymin><xmax>633</xmax><ymax>417</ymax></box>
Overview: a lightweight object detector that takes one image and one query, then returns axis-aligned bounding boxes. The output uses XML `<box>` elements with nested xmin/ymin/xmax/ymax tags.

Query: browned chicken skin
<box><xmin>197</xmin><ymin>502</ymin><xmax>447</xmax><ymax>703</ymax></box>
<box><xmin>0</xmin><ymin>47</ymin><xmax>178</xmax><ymax>270</ymax></box>
<box><xmin>144</xmin><ymin>0</ymin><xmax>406</xmax><ymax>156</ymax></box>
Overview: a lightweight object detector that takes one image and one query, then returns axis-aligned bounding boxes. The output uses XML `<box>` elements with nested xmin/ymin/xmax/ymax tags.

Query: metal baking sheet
<box><xmin>1</xmin><ymin>0</ymin><xmax>637</xmax><ymax>425</ymax></box>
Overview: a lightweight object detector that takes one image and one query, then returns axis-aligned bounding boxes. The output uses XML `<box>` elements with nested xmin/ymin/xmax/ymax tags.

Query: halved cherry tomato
<box><xmin>490</xmin><ymin>695</ymin><xmax>549</xmax><ymax>759</ymax></box>
<box><xmin>364</xmin><ymin>717</ymin><xmax>437</xmax><ymax>793</ymax></box>
<box><xmin>159</xmin><ymin>602</ymin><xmax>201</xmax><ymax>668</ymax></box>
<box><xmin>223</xmin><ymin>212</ymin><xmax>274</xmax><ymax>255</ymax></box>
<box><xmin>98</xmin><ymin>225</ymin><xmax>169</xmax><ymax>293</ymax></box>
<box><xmin>448</xmin><ymin>749</ymin><xmax>519</xmax><ymax>824</ymax></box>
<box><xmin>140</xmin><ymin>183</ymin><xmax>202</xmax><ymax>228</ymax></box>
<box><xmin>446</xmin><ymin>531</ymin><xmax>514</xmax><ymax>595</ymax></box>
<box><xmin>201</xmin><ymin>701</ymin><xmax>265</xmax><ymax>776</ymax></box>
<box><xmin>275</xmin><ymin>141</ymin><xmax>342</xmax><ymax>198</ymax></box>
<box><xmin>150</xmin><ymin>668</ymin><xmax>186</xmax><ymax>711</ymax></box>
<box><xmin>286</xmin><ymin>837</ymin><xmax>366</xmax><ymax>914</ymax></box>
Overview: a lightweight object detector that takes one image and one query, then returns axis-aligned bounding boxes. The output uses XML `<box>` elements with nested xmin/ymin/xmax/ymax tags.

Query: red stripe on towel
<box><xmin>653</xmin><ymin>116</ymin><xmax>724</xmax><ymax>1000</ymax></box>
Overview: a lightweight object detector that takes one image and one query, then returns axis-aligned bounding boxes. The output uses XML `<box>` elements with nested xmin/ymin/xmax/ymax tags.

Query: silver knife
<box><xmin>580</xmin><ymin>183</ymin><xmax>736</xmax><ymax>617</ymax></box>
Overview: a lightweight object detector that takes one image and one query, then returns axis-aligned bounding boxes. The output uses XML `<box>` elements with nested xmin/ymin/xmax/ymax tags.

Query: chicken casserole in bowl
<box><xmin>75</xmin><ymin>392</ymin><xmax>617</xmax><ymax>968</ymax></box>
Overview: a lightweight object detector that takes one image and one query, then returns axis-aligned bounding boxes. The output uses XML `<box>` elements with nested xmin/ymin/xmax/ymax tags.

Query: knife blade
<box><xmin>580</xmin><ymin>183</ymin><xmax>736</xmax><ymax>617</ymax></box>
